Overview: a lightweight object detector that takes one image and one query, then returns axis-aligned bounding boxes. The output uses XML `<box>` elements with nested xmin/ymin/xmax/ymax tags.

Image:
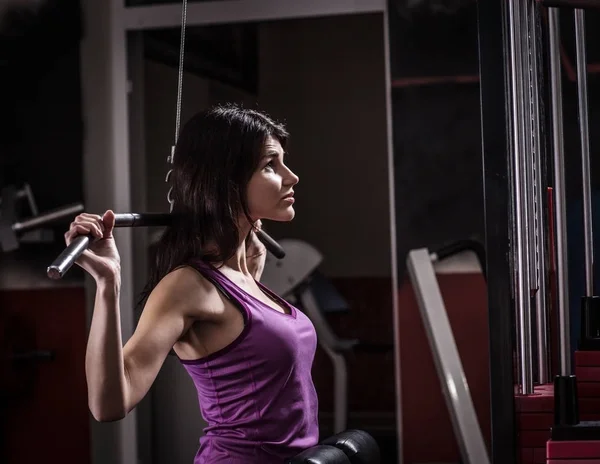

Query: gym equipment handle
<box><xmin>254</xmin><ymin>228</ymin><xmax>285</xmax><ymax>259</ymax></box>
<box><xmin>47</xmin><ymin>213</ymin><xmax>285</xmax><ymax>280</ymax></box>
<box><xmin>13</xmin><ymin>203</ymin><xmax>85</xmax><ymax>234</ymax></box>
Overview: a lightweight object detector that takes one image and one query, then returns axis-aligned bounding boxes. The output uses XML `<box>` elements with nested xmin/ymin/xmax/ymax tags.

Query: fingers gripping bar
<box><xmin>47</xmin><ymin>213</ymin><xmax>285</xmax><ymax>280</ymax></box>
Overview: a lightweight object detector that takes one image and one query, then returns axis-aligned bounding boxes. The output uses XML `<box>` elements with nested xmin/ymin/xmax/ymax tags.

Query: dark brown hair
<box><xmin>141</xmin><ymin>104</ymin><xmax>288</xmax><ymax>301</ymax></box>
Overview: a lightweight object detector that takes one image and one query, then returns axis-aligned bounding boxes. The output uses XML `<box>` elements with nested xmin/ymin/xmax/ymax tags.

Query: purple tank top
<box><xmin>179</xmin><ymin>259</ymin><xmax>319</xmax><ymax>463</ymax></box>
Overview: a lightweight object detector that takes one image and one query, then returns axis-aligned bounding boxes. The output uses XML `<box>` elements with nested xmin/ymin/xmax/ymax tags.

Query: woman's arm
<box><xmin>85</xmin><ymin>277</ymin><xmax>128</xmax><ymax>421</ymax></box>
<box><xmin>86</xmin><ymin>268</ymin><xmax>213</xmax><ymax>421</ymax></box>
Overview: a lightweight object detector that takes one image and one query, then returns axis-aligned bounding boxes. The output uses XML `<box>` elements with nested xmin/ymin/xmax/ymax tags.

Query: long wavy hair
<box><xmin>140</xmin><ymin>104</ymin><xmax>288</xmax><ymax>302</ymax></box>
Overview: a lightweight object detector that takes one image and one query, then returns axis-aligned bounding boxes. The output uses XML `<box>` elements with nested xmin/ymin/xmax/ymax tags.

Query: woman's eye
<box><xmin>264</xmin><ymin>161</ymin><xmax>275</xmax><ymax>171</ymax></box>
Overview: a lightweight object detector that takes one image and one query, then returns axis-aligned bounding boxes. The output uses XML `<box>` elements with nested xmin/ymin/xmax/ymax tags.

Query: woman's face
<box><xmin>246</xmin><ymin>136</ymin><xmax>299</xmax><ymax>223</ymax></box>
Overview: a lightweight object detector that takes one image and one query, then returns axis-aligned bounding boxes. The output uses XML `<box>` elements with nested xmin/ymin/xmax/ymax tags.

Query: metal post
<box><xmin>574</xmin><ymin>9</ymin><xmax>594</xmax><ymax>297</ymax></box>
<box><xmin>523</xmin><ymin>0</ymin><xmax>538</xmax><ymax>312</ymax></box>
<box><xmin>548</xmin><ymin>7</ymin><xmax>571</xmax><ymax>376</ymax></box>
<box><xmin>508</xmin><ymin>0</ymin><xmax>534</xmax><ymax>394</ymax></box>
<box><xmin>382</xmin><ymin>6</ymin><xmax>403</xmax><ymax>462</ymax></box>
<box><xmin>477</xmin><ymin>0</ymin><xmax>517</xmax><ymax>459</ymax></box>
<box><xmin>529</xmin><ymin>0</ymin><xmax>550</xmax><ymax>384</ymax></box>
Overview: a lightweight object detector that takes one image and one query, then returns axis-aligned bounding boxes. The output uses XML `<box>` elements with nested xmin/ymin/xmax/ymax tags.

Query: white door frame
<box><xmin>81</xmin><ymin>1</ymin><xmax>400</xmax><ymax>463</ymax></box>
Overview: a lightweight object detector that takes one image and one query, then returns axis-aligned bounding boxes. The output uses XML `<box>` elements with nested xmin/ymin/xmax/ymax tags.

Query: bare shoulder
<box><xmin>145</xmin><ymin>265</ymin><xmax>224</xmax><ymax>322</ymax></box>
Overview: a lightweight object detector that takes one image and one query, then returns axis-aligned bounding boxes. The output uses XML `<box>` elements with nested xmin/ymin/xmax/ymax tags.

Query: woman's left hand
<box><xmin>246</xmin><ymin>220</ymin><xmax>267</xmax><ymax>280</ymax></box>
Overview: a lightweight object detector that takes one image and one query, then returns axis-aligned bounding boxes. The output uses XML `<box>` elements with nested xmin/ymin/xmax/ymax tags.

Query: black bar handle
<box><xmin>255</xmin><ymin>229</ymin><xmax>285</xmax><ymax>259</ymax></box>
<box><xmin>114</xmin><ymin>213</ymin><xmax>172</xmax><ymax>227</ymax></box>
<box><xmin>47</xmin><ymin>212</ymin><xmax>286</xmax><ymax>280</ymax></box>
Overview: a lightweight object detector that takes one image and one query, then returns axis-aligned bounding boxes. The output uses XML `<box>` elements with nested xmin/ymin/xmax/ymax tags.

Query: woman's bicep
<box><xmin>120</xmin><ymin>266</ymin><xmax>215</xmax><ymax>413</ymax></box>
<box><xmin>121</xmin><ymin>287</ymin><xmax>191</xmax><ymax>412</ymax></box>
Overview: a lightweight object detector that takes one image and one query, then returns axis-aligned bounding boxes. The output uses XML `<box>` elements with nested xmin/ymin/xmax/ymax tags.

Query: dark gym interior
<box><xmin>2</xmin><ymin>1</ymin><xmax>600</xmax><ymax>464</ymax></box>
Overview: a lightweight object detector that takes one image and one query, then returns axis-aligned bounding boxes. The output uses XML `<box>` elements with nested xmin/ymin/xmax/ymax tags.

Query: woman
<box><xmin>65</xmin><ymin>104</ymin><xmax>319</xmax><ymax>463</ymax></box>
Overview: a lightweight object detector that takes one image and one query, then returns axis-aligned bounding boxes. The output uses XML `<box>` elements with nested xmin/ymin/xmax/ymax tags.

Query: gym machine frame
<box><xmin>478</xmin><ymin>1</ymin><xmax>518</xmax><ymax>459</ymax></box>
<box><xmin>479</xmin><ymin>0</ymin><xmax>599</xmax><ymax>462</ymax></box>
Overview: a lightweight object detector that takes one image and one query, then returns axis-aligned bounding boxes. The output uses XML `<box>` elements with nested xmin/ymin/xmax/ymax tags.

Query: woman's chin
<box><xmin>266</xmin><ymin>208</ymin><xmax>295</xmax><ymax>222</ymax></box>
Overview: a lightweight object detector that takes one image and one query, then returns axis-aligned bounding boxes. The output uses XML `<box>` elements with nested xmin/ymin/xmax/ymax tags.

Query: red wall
<box><xmin>0</xmin><ymin>287</ymin><xmax>90</xmax><ymax>464</ymax></box>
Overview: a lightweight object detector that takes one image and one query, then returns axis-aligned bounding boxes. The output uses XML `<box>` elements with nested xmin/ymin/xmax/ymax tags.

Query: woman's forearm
<box><xmin>85</xmin><ymin>278</ymin><xmax>128</xmax><ymax>421</ymax></box>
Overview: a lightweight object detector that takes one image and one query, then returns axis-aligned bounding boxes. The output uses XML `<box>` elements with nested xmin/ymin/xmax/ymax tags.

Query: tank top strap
<box><xmin>186</xmin><ymin>258</ymin><xmax>248</xmax><ymax>305</ymax></box>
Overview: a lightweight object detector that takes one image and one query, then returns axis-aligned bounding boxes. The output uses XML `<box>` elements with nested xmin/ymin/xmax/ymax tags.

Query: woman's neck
<box><xmin>219</xmin><ymin>219</ymin><xmax>254</xmax><ymax>276</ymax></box>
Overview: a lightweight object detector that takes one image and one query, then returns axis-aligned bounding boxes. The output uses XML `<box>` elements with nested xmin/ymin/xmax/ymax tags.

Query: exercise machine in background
<box><xmin>405</xmin><ymin>242</ymin><xmax>490</xmax><ymax>464</ymax></box>
<box><xmin>479</xmin><ymin>0</ymin><xmax>600</xmax><ymax>462</ymax></box>
<box><xmin>0</xmin><ymin>184</ymin><xmax>83</xmax><ymax>254</ymax></box>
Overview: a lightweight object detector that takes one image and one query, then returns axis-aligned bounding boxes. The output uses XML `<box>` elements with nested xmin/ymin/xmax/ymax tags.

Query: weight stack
<box><xmin>546</xmin><ymin>439</ymin><xmax>600</xmax><ymax>463</ymax></box>
<box><xmin>546</xmin><ymin>374</ymin><xmax>600</xmax><ymax>462</ymax></box>
<box><xmin>575</xmin><ymin>351</ymin><xmax>600</xmax><ymax>422</ymax></box>
<box><xmin>547</xmin><ymin>343</ymin><xmax>600</xmax><ymax>462</ymax></box>
<box><xmin>516</xmin><ymin>384</ymin><xmax>555</xmax><ymax>464</ymax></box>
<box><xmin>576</xmin><ymin>297</ymin><xmax>600</xmax><ymax>422</ymax></box>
